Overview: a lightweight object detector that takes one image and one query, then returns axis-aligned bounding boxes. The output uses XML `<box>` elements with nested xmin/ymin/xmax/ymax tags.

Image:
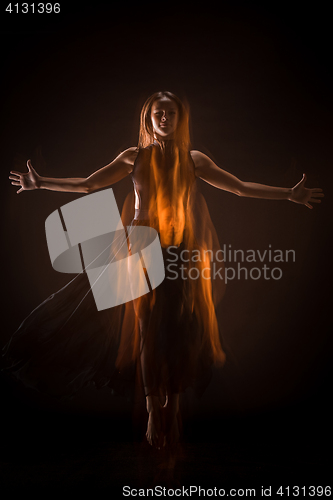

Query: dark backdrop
<box><xmin>1</xmin><ymin>1</ymin><xmax>332</xmax><ymax>488</ymax></box>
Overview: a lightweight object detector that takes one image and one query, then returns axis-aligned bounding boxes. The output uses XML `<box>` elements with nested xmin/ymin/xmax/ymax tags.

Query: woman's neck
<box><xmin>153</xmin><ymin>137</ymin><xmax>175</xmax><ymax>154</ymax></box>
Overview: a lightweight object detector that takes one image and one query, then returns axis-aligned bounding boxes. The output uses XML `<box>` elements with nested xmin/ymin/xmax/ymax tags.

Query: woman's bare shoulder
<box><xmin>190</xmin><ymin>149</ymin><xmax>210</xmax><ymax>159</ymax></box>
<box><xmin>118</xmin><ymin>146</ymin><xmax>139</xmax><ymax>166</ymax></box>
<box><xmin>190</xmin><ymin>150</ymin><xmax>210</xmax><ymax>169</ymax></box>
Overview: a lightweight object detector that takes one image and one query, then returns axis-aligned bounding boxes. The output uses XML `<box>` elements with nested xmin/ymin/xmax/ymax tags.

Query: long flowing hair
<box><xmin>117</xmin><ymin>91</ymin><xmax>226</xmax><ymax>372</ymax></box>
<box><xmin>136</xmin><ymin>91</ymin><xmax>194</xmax><ymax>247</ymax></box>
<box><xmin>138</xmin><ymin>91</ymin><xmax>191</xmax><ymax>152</ymax></box>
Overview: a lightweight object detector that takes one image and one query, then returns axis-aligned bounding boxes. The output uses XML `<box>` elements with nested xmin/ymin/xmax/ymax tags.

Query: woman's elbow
<box><xmin>233</xmin><ymin>181</ymin><xmax>245</xmax><ymax>197</ymax></box>
<box><xmin>84</xmin><ymin>178</ymin><xmax>95</xmax><ymax>194</ymax></box>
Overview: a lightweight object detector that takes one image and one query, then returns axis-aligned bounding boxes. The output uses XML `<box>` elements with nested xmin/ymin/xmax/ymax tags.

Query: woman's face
<box><xmin>150</xmin><ymin>97</ymin><xmax>179</xmax><ymax>138</ymax></box>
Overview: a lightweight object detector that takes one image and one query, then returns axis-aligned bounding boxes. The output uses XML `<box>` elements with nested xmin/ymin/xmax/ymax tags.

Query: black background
<box><xmin>1</xmin><ymin>1</ymin><xmax>332</xmax><ymax>492</ymax></box>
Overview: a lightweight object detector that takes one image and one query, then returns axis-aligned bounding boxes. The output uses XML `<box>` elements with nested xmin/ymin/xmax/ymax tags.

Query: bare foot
<box><xmin>145</xmin><ymin>399</ymin><xmax>164</xmax><ymax>449</ymax></box>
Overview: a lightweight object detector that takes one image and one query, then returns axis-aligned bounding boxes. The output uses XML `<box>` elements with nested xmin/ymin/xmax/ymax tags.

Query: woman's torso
<box><xmin>130</xmin><ymin>143</ymin><xmax>196</xmax><ymax>247</ymax></box>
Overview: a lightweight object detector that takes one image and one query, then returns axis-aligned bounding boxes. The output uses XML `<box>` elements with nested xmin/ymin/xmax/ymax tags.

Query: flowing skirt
<box><xmin>2</xmin><ymin>216</ymin><xmax>224</xmax><ymax>400</ymax></box>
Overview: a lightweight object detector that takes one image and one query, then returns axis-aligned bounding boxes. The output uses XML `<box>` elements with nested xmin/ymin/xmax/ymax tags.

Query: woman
<box><xmin>6</xmin><ymin>91</ymin><xmax>324</xmax><ymax>449</ymax></box>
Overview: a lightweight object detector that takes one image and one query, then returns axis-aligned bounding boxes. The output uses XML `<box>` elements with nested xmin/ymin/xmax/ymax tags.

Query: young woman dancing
<box><xmin>5</xmin><ymin>91</ymin><xmax>324</xmax><ymax>449</ymax></box>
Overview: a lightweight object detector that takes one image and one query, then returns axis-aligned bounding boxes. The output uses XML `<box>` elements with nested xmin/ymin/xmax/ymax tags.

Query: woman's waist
<box><xmin>134</xmin><ymin>208</ymin><xmax>150</xmax><ymax>220</ymax></box>
<box><xmin>134</xmin><ymin>207</ymin><xmax>187</xmax><ymax>222</ymax></box>
<box><xmin>131</xmin><ymin>216</ymin><xmax>186</xmax><ymax>249</ymax></box>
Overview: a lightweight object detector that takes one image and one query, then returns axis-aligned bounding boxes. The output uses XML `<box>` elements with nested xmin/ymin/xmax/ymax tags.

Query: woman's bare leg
<box><xmin>140</xmin><ymin>332</ymin><xmax>165</xmax><ymax>449</ymax></box>
<box><xmin>145</xmin><ymin>394</ymin><xmax>164</xmax><ymax>449</ymax></box>
<box><xmin>137</xmin><ymin>293</ymin><xmax>180</xmax><ymax>449</ymax></box>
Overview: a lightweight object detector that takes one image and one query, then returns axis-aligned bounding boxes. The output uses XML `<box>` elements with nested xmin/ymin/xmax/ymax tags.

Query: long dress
<box><xmin>1</xmin><ymin>142</ymin><xmax>226</xmax><ymax>400</ymax></box>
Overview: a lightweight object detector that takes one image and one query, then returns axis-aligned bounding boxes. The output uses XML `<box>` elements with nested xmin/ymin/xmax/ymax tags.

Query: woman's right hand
<box><xmin>9</xmin><ymin>160</ymin><xmax>41</xmax><ymax>193</ymax></box>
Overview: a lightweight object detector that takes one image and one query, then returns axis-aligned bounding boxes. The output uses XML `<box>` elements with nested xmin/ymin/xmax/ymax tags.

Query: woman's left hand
<box><xmin>289</xmin><ymin>174</ymin><xmax>324</xmax><ymax>209</ymax></box>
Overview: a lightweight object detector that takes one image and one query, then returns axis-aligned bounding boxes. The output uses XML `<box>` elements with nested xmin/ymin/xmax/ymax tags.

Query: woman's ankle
<box><xmin>145</xmin><ymin>393</ymin><xmax>161</xmax><ymax>413</ymax></box>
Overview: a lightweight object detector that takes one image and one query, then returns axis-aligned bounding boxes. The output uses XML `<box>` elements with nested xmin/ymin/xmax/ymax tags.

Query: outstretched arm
<box><xmin>9</xmin><ymin>147</ymin><xmax>138</xmax><ymax>194</ymax></box>
<box><xmin>191</xmin><ymin>150</ymin><xmax>324</xmax><ymax>209</ymax></box>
